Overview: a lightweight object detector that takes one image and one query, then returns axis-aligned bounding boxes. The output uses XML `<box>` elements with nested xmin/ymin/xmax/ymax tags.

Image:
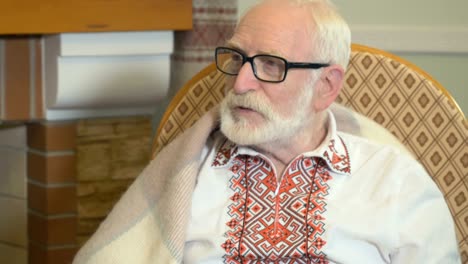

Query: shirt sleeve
<box><xmin>390</xmin><ymin>159</ymin><xmax>460</xmax><ymax>263</ymax></box>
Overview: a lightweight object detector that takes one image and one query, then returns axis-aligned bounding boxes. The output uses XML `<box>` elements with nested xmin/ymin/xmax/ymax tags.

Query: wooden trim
<box><xmin>351</xmin><ymin>43</ymin><xmax>465</xmax><ymax>119</ymax></box>
<box><xmin>4</xmin><ymin>37</ymin><xmax>31</xmax><ymax>120</ymax></box>
<box><xmin>0</xmin><ymin>1</ymin><xmax>192</xmax><ymax>34</ymax></box>
<box><xmin>0</xmin><ymin>39</ymin><xmax>4</xmax><ymax>119</ymax></box>
<box><xmin>34</xmin><ymin>37</ymin><xmax>44</xmax><ymax>119</ymax></box>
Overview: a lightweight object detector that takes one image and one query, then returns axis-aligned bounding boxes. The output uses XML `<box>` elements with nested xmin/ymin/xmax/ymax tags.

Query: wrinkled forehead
<box><xmin>230</xmin><ymin>1</ymin><xmax>315</xmax><ymax>60</ymax></box>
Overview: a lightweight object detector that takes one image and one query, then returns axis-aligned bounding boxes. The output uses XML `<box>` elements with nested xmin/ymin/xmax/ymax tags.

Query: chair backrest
<box><xmin>152</xmin><ymin>44</ymin><xmax>467</xmax><ymax>255</ymax></box>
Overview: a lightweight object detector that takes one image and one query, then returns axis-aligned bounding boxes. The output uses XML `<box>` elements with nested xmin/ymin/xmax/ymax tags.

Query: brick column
<box><xmin>27</xmin><ymin>122</ymin><xmax>77</xmax><ymax>264</ymax></box>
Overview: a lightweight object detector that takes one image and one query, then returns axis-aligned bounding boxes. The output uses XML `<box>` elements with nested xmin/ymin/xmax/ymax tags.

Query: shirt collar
<box><xmin>211</xmin><ymin>110</ymin><xmax>351</xmax><ymax>175</ymax></box>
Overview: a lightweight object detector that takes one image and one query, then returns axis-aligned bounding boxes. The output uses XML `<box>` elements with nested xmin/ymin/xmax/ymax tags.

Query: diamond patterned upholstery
<box><xmin>152</xmin><ymin>44</ymin><xmax>468</xmax><ymax>260</ymax></box>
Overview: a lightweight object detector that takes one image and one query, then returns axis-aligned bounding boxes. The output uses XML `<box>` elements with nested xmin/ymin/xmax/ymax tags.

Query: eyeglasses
<box><xmin>215</xmin><ymin>47</ymin><xmax>329</xmax><ymax>83</ymax></box>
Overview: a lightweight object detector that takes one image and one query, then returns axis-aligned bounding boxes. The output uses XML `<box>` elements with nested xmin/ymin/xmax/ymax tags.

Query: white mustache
<box><xmin>224</xmin><ymin>92</ymin><xmax>275</xmax><ymax>120</ymax></box>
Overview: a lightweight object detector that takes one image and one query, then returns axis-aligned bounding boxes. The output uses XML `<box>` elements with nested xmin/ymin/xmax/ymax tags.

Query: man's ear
<box><xmin>313</xmin><ymin>65</ymin><xmax>345</xmax><ymax>112</ymax></box>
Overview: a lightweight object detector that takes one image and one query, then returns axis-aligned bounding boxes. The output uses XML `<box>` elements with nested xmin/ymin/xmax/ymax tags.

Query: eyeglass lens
<box><xmin>216</xmin><ymin>48</ymin><xmax>286</xmax><ymax>82</ymax></box>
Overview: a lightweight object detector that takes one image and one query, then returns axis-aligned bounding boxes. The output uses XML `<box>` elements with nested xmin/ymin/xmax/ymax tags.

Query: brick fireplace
<box><xmin>0</xmin><ymin>1</ymin><xmax>238</xmax><ymax>262</ymax></box>
<box><xmin>0</xmin><ymin>33</ymin><xmax>169</xmax><ymax>264</ymax></box>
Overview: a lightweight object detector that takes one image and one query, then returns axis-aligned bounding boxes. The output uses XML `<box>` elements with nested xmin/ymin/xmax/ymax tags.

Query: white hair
<box><xmin>240</xmin><ymin>0</ymin><xmax>351</xmax><ymax>70</ymax></box>
<box><xmin>298</xmin><ymin>0</ymin><xmax>351</xmax><ymax>70</ymax></box>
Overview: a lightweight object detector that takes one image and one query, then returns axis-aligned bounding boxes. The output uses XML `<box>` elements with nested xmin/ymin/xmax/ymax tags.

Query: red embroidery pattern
<box><xmin>322</xmin><ymin>138</ymin><xmax>351</xmax><ymax>174</ymax></box>
<box><xmin>212</xmin><ymin>139</ymin><xmax>238</xmax><ymax>167</ymax></box>
<box><xmin>222</xmin><ymin>155</ymin><xmax>333</xmax><ymax>263</ymax></box>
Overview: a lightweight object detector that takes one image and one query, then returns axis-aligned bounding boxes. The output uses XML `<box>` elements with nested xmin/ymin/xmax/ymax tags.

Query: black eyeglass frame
<box><xmin>215</xmin><ymin>46</ymin><xmax>330</xmax><ymax>83</ymax></box>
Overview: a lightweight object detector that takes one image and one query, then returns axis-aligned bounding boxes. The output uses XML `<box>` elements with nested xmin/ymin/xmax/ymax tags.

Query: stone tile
<box><xmin>77</xmin><ymin>121</ymin><xmax>114</xmax><ymax>138</ymax></box>
<box><xmin>77</xmin><ymin>180</ymin><xmax>132</xmax><ymax>198</ymax></box>
<box><xmin>0</xmin><ymin>148</ymin><xmax>26</xmax><ymax>198</ymax></box>
<box><xmin>0</xmin><ymin>243</ymin><xmax>27</xmax><ymax>264</ymax></box>
<box><xmin>77</xmin><ymin>218</ymin><xmax>102</xmax><ymax>236</ymax></box>
<box><xmin>75</xmin><ymin>116</ymin><xmax>152</xmax><ymax>246</ymax></box>
<box><xmin>111</xmin><ymin>162</ymin><xmax>146</xmax><ymax>180</ymax></box>
<box><xmin>0</xmin><ymin>125</ymin><xmax>26</xmax><ymax>149</ymax></box>
<box><xmin>0</xmin><ymin>197</ymin><xmax>27</xmax><ymax>247</ymax></box>
<box><xmin>77</xmin><ymin>142</ymin><xmax>111</xmax><ymax>181</ymax></box>
<box><xmin>77</xmin><ymin>180</ymin><xmax>133</xmax><ymax>219</ymax></box>
<box><xmin>78</xmin><ymin>192</ymin><xmax>122</xmax><ymax>219</ymax></box>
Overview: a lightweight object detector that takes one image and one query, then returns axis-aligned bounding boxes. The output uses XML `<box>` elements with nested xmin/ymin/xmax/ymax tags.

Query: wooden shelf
<box><xmin>0</xmin><ymin>0</ymin><xmax>192</xmax><ymax>34</ymax></box>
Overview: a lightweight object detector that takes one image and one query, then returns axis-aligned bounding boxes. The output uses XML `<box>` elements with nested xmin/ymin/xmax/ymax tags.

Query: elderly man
<box><xmin>74</xmin><ymin>0</ymin><xmax>460</xmax><ymax>263</ymax></box>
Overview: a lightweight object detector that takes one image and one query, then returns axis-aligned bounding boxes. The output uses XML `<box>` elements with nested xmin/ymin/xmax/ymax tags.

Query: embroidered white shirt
<box><xmin>183</xmin><ymin>111</ymin><xmax>460</xmax><ymax>263</ymax></box>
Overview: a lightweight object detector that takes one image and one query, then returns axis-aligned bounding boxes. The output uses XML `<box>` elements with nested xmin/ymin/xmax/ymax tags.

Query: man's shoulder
<box><xmin>338</xmin><ymin>131</ymin><xmax>422</xmax><ymax>173</ymax></box>
<box><xmin>337</xmin><ymin>132</ymin><xmax>438</xmax><ymax>200</ymax></box>
<box><xmin>338</xmin><ymin>130</ymin><xmax>402</xmax><ymax>152</ymax></box>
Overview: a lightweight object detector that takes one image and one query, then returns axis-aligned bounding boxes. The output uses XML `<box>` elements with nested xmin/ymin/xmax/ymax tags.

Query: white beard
<box><xmin>220</xmin><ymin>79</ymin><xmax>315</xmax><ymax>146</ymax></box>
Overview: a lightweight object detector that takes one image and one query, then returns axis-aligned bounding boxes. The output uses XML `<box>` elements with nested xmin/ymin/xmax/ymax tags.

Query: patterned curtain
<box><xmin>152</xmin><ymin>0</ymin><xmax>238</xmax><ymax>132</ymax></box>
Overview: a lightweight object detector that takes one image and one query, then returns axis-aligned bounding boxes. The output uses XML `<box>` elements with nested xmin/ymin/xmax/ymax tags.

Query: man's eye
<box><xmin>264</xmin><ymin>59</ymin><xmax>280</xmax><ymax>67</ymax></box>
<box><xmin>261</xmin><ymin>58</ymin><xmax>283</xmax><ymax>72</ymax></box>
<box><xmin>231</xmin><ymin>54</ymin><xmax>242</xmax><ymax>61</ymax></box>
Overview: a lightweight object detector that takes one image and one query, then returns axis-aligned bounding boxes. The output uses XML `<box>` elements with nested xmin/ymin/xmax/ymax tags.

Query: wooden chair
<box><xmin>152</xmin><ymin>44</ymin><xmax>468</xmax><ymax>259</ymax></box>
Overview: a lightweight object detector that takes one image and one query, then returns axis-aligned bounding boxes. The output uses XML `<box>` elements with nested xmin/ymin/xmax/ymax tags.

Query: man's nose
<box><xmin>232</xmin><ymin>62</ymin><xmax>260</xmax><ymax>94</ymax></box>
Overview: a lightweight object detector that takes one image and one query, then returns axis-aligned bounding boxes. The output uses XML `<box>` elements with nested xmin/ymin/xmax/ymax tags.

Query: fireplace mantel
<box><xmin>0</xmin><ymin>0</ymin><xmax>192</xmax><ymax>34</ymax></box>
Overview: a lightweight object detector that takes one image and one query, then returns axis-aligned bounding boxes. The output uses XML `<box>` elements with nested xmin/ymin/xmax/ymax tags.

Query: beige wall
<box><xmin>238</xmin><ymin>0</ymin><xmax>468</xmax><ymax>114</ymax></box>
<box><xmin>333</xmin><ymin>0</ymin><xmax>467</xmax><ymax>26</ymax></box>
<box><xmin>393</xmin><ymin>53</ymin><xmax>468</xmax><ymax>115</ymax></box>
